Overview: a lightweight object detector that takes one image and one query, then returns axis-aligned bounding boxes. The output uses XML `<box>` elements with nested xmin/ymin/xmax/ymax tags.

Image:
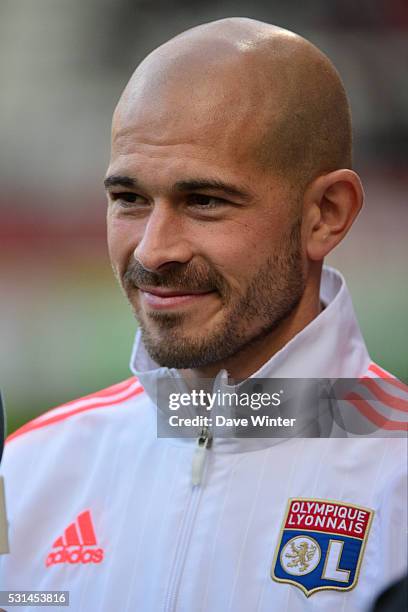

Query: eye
<box><xmin>187</xmin><ymin>194</ymin><xmax>228</xmax><ymax>209</ymax></box>
<box><xmin>110</xmin><ymin>192</ymin><xmax>149</xmax><ymax>208</ymax></box>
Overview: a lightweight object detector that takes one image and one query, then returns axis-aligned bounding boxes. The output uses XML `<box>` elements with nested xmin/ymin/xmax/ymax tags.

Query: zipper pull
<box><xmin>191</xmin><ymin>427</ymin><xmax>212</xmax><ymax>486</ymax></box>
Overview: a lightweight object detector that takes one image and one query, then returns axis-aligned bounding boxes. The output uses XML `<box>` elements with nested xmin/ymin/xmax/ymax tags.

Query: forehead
<box><xmin>111</xmin><ymin>56</ymin><xmax>280</xmax><ymax>174</ymax></box>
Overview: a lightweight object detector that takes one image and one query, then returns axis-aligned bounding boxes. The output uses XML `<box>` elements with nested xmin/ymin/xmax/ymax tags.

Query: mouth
<box><xmin>138</xmin><ymin>286</ymin><xmax>216</xmax><ymax>310</ymax></box>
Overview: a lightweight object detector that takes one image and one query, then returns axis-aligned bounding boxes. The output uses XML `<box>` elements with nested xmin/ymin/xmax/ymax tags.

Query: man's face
<box><xmin>106</xmin><ymin>75</ymin><xmax>306</xmax><ymax>369</ymax></box>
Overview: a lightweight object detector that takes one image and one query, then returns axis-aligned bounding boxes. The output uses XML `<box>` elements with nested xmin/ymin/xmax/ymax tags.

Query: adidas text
<box><xmin>46</xmin><ymin>545</ymin><xmax>104</xmax><ymax>566</ymax></box>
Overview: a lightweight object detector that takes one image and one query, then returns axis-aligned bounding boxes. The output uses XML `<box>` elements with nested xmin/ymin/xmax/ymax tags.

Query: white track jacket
<box><xmin>0</xmin><ymin>267</ymin><xmax>407</xmax><ymax>612</ymax></box>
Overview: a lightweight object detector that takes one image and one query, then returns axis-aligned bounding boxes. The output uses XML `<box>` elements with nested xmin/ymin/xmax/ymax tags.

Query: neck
<box><xmin>181</xmin><ymin>270</ymin><xmax>322</xmax><ymax>388</ymax></box>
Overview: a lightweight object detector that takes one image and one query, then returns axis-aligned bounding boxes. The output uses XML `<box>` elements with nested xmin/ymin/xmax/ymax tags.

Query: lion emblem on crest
<box><xmin>285</xmin><ymin>540</ymin><xmax>317</xmax><ymax>572</ymax></box>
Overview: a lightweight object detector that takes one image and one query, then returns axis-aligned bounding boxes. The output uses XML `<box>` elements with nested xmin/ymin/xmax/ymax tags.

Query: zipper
<box><xmin>163</xmin><ymin>427</ymin><xmax>213</xmax><ymax>612</ymax></box>
<box><xmin>191</xmin><ymin>426</ymin><xmax>213</xmax><ymax>486</ymax></box>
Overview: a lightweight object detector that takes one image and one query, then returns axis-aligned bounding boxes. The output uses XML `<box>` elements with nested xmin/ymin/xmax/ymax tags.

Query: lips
<box><xmin>138</xmin><ymin>286</ymin><xmax>215</xmax><ymax>310</ymax></box>
<box><xmin>139</xmin><ymin>285</ymin><xmax>212</xmax><ymax>297</ymax></box>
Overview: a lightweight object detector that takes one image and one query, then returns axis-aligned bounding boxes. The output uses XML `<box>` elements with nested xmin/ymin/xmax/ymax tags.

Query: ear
<box><xmin>303</xmin><ymin>169</ymin><xmax>364</xmax><ymax>262</ymax></box>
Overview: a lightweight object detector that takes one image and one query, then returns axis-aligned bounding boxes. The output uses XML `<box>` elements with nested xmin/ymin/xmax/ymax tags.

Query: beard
<box><xmin>121</xmin><ymin>216</ymin><xmax>305</xmax><ymax>369</ymax></box>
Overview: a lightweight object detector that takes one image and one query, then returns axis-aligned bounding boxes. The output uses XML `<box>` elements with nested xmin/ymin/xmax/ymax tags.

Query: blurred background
<box><xmin>1</xmin><ymin>0</ymin><xmax>407</xmax><ymax>434</ymax></box>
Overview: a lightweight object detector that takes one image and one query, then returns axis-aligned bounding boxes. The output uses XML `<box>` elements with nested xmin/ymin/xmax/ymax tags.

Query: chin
<box><xmin>138</xmin><ymin>325</ymin><xmax>205</xmax><ymax>368</ymax></box>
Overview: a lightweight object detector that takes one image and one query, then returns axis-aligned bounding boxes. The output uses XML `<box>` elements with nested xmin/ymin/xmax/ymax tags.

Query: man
<box><xmin>1</xmin><ymin>18</ymin><xmax>406</xmax><ymax>612</ymax></box>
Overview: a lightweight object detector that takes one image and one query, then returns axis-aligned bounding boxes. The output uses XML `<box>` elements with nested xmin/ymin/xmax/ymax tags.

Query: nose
<box><xmin>133</xmin><ymin>201</ymin><xmax>193</xmax><ymax>272</ymax></box>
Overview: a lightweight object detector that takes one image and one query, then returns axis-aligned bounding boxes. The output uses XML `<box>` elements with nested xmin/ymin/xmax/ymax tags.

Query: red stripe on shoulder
<box><xmin>6</xmin><ymin>378</ymin><xmax>144</xmax><ymax>444</ymax></box>
<box><xmin>53</xmin><ymin>376</ymin><xmax>137</xmax><ymax>410</ymax></box>
<box><xmin>359</xmin><ymin>377</ymin><xmax>408</xmax><ymax>412</ymax></box>
<box><xmin>368</xmin><ymin>363</ymin><xmax>408</xmax><ymax>392</ymax></box>
<box><xmin>346</xmin><ymin>393</ymin><xmax>408</xmax><ymax>431</ymax></box>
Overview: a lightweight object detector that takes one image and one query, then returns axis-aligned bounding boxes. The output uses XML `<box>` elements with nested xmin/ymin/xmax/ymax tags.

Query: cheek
<box><xmin>208</xmin><ymin>221</ymin><xmax>273</xmax><ymax>286</ymax></box>
<box><xmin>106</xmin><ymin>216</ymin><xmax>138</xmax><ymax>276</ymax></box>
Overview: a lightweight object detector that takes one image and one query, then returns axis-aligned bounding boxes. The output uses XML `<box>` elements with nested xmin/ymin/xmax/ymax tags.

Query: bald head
<box><xmin>113</xmin><ymin>18</ymin><xmax>352</xmax><ymax>190</ymax></box>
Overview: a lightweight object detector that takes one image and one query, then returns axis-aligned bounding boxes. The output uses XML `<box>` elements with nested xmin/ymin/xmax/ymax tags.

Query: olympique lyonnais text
<box><xmin>284</xmin><ymin>500</ymin><xmax>371</xmax><ymax>538</ymax></box>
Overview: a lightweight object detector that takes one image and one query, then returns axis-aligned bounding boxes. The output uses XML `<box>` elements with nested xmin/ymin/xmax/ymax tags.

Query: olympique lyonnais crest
<box><xmin>271</xmin><ymin>498</ymin><xmax>374</xmax><ymax>597</ymax></box>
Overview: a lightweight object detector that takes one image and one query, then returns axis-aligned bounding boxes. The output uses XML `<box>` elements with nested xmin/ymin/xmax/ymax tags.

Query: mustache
<box><xmin>122</xmin><ymin>258</ymin><xmax>229</xmax><ymax>295</ymax></box>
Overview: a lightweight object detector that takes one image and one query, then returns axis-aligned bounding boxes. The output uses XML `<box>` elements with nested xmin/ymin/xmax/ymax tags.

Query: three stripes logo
<box><xmin>46</xmin><ymin>510</ymin><xmax>104</xmax><ymax>567</ymax></box>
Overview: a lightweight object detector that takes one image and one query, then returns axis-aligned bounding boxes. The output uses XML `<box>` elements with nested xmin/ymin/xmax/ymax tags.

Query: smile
<box><xmin>139</xmin><ymin>286</ymin><xmax>216</xmax><ymax>310</ymax></box>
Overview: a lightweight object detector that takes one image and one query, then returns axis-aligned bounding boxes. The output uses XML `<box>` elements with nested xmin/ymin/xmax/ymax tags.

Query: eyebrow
<box><xmin>174</xmin><ymin>179</ymin><xmax>253</xmax><ymax>202</ymax></box>
<box><xmin>104</xmin><ymin>175</ymin><xmax>139</xmax><ymax>189</ymax></box>
<box><xmin>104</xmin><ymin>174</ymin><xmax>253</xmax><ymax>202</ymax></box>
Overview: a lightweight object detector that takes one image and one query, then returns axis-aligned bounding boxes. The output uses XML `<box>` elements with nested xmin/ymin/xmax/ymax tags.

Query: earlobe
<box><xmin>305</xmin><ymin>169</ymin><xmax>364</xmax><ymax>261</ymax></box>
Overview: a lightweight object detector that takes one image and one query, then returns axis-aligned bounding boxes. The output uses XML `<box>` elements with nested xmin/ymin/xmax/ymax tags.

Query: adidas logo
<box><xmin>46</xmin><ymin>510</ymin><xmax>104</xmax><ymax>567</ymax></box>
